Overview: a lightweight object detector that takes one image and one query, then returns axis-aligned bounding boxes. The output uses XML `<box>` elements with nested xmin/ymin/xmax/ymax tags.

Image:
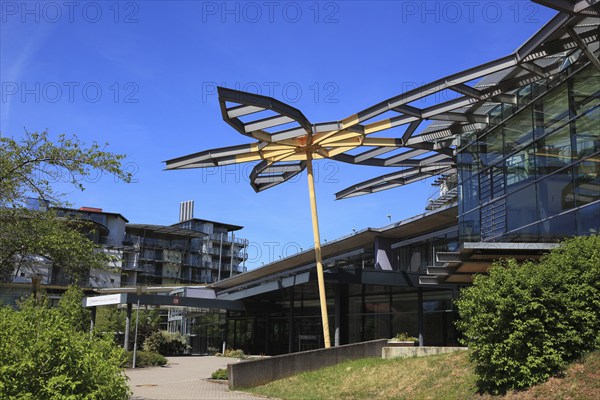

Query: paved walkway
<box><xmin>126</xmin><ymin>356</ymin><xmax>269</xmax><ymax>400</ymax></box>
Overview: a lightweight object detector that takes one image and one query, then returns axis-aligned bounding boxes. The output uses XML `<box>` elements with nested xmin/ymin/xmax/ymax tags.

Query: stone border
<box><xmin>382</xmin><ymin>346</ymin><xmax>468</xmax><ymax>359</ymax></box>
<box><xmin>228</xmin><ymin>339</ymin><xmax>387</xmax><ymax>389</ymax></box>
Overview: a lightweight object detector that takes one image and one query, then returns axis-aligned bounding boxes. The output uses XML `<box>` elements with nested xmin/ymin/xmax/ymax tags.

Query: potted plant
<box><xmin>388</xmin><ymin>332</ymin><xmax>419</xmax><ymax>347</ymax></box>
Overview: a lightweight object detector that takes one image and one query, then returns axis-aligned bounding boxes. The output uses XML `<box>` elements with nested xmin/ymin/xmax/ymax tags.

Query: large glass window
<box><xmin>506</xmin><ymin>144</ymin><xmax>536</xmax><ymax>190</ymax></box>
<box><xmin>575</xmin><ymin>106</ymin><xmax>600</xmax><ymax>160</ymax></box>
<box><xmin>574</xmin><ymin>157</ymin><xmax>600</xmax><ymax>207</ymax></box>
<box><xmin>459</xmin><ymin>65</ymin><xmax>598</xmax><ymax>243</ymax></box>
<box><xmin>457</xmin><ymin>142</ymin><xmax>480</xmax><ymax>179</ymax></box>
<box><xmin>536</xmin><ymin>167</ymin><xmax>574</xmax><ymax>219</ymax></box>
<box><xmin>576</xmin><ymin>202</ymin><xmax>600</xmax><ymax>236</ymax></box>
<box><xmin>505</xmin><ymin>222</ymin><xmax>539</xmax><ymax>242</ymax></box>
<box><xmin>506</xmin><ymin>184</ymin><xmax>538</xmax><ymax>232</ymax></box>
<box><xmin>572</xmin><ymin>65</ymin><xmax>600</xmax><ymax>116</ymax></box>
<box><xmin>504</xmin><ymin>106</ymin><xmax>534</xmax><ymax>153</ymax></box>
<box><xmin>460</xmin><ymin>209</ymin><xmax>480</xmax><ymax>242</ymax></box>
<box><xmin>479</xmin><ymin>127</ymin><xmax>504</xmax><ymax>167</ymax></box>
<box><xmin>535</xmin><ymin>125</ymin><xmax>572</xmax><ymax>177</ymax></box>
<box><xmin>536</xmin><ymin>83</ymin><xmax>569</xmax><ymax>134</ymax></box>
<box><xmin>540</xmin><ymin>211</ymin><xmax>577</xmax><ymax>241</ymax></box>
<box><xmin>461</xmin><ymin>177</ymin><xmax>479</xmax><ymax>213</ymax></box>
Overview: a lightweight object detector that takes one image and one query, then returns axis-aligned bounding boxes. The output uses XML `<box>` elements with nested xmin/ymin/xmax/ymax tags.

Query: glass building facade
<box><xmin>458</xmin><ymin>63</ymin><xmax>600</xmax><ymax>243</ymax></box>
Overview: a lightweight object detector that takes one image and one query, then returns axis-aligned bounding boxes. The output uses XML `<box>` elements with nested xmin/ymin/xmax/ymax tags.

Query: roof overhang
<box><xmin>125</xmin><ymin>224</ymin><xmax>207</xmax><ymax>238</ymax></box>
<box><xmin>419</xmin><ymin>242</ymin><xmax>560</xmax><ymax>285</ymax></box>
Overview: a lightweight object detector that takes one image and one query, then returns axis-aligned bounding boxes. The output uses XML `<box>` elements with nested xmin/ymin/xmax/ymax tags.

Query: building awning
<box><xmin>419</xmin><ymin>242</ymin><xmax>560</xmax><ymax>285</ymax></box>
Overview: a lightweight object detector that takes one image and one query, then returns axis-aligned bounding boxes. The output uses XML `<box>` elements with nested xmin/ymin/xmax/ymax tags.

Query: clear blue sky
<box><xmin>1</xmin><ymin>1</ymin><xmax>556</xmax><ymax>269</ymax></box>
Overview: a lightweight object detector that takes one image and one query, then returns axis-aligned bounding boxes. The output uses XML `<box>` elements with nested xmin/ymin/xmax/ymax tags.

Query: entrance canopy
<box><xmin>83</xmin><ymin>292</ymin><xmax>252</xmax><ymax>312</ymax></box>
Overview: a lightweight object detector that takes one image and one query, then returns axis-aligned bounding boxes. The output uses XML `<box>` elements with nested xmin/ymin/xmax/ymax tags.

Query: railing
<box><xmin>208</xmin><ymin>234</ymin><xmax>249</xmax><ymax>246</ymax></box>
<box><xmin>206</xmin><ymin>247</ymin><xmax>247</xmax><ymax>258</ymax></box>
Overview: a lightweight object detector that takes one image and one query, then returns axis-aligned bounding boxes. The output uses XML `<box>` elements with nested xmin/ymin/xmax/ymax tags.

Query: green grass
<box><xmin>244</xmin><ymin>350</ymin><xmax>600</xmax><ymax>400</ymax></box>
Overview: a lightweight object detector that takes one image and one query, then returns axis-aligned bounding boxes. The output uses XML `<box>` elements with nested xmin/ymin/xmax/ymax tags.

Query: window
<box><xmin>506</xmin><ymin>144</ymin><xmax>536</xmax><ymax>190</ymax></box>
<box><xmin>573</xmin><ymin>158</ymin><xmax>600</xmax><ymax>207</ymax></box>
<box><xmin>461</xmin><ymin>177</ymin><xmax>479</xmax><ymax>213</ymax></box>
<box><xmin>576</xmin><ymin>202</ymin><xmax>600</xmax><ymax>235</ymax></box>
<box><xmin>535</xmin><ymin>125</ymin><xmax>572</xmax><ymax>177</ymax></box>
<box><xmin>540</xmin><ymin>211</ymin><xmax>577</xmax><ymax>241</ymax></box>
<box><xmin>504</xmin><ymin>106</ymin><xmax>534</xmax><ymax>153</ymax></box>
<box><xmin>479</xmin><ymin>127</ymin><xmax>504</xmax><ymax>167</ymax></box>
<box><xmin>572</xmin><ymin>65</ymin><xmax>600</xmax><ymax>116</ymax></box>
<box><xmin>537</xmin><ymin>83</ymin><xmax>569</xmax><ymax>133</ymax></box>
<box><xmin>536</xmin><ymin>167</ymin><xmax>574</xmax><ymax>219</ymax></box>
<box><xmin>575</xmin><ymin>106</ymin><xmax>600</xmax><ymax>160</ymax></box>
<box><xmin>460</xmin><ymin>209</ymin><xmax>480</xmax><ymax>242</ymax></box>
<box><xmin>506</xmin><ymin>185</ymin><xmax>538</xmax><ymax>232</ymax></box>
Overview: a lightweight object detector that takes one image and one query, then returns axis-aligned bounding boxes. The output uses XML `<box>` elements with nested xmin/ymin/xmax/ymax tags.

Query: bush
<box><xmin>211</xmin><ymin>368</ymin><xmax>228</xmax><ymax>380</ymax></box>
<box><xmin>216</xmin><ymin>348</ymin><xmax>246</xmax><ymax>359</ymax></box>
<box><xmin>391</xmin><ymin>332</ymin><xmax>418</xmax><ymax>342</ymax></box>
<box><xmin>456</xmin><ymin>235</ymin><xmax>600</xmax><ymax>394</ymax></box>
<box><xmin>123</xmin><ymin>351</ymin><xmax>167</xmax><ymax>368</ymax></box>
<box><xmin>142</xmin><ymin>330</ymin><xmax>190</xmax><ymax>356</ymax></box>
<box><xmin>0</xmin><ymin>297</ymin><xmax>130</xmax><ymax>399</ymax></box>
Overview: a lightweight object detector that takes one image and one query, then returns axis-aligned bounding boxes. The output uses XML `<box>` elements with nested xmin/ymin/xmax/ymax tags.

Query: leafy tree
<box><xmin>0</xmin><ymin>209</ymin><xmax>111</xmax><ymax>282</ymax></box>
<box><xmin>0</xmin><ymin>297</ymin><xmax>130</xmax><ymax>399</ymax></box>
<box><xmin>456</xmin><ymin>235</ymin><xmax>600</xmax><ymax>394</ymax></box>
<box><xmin>58</xmin><ymin>286</ymin><xmax>91</xmax><ymax>333</ymax></box>
<box><xmin>0</xmin><ymin>130</ymin><xmax>132</xmax><ymax>282</ymax></box>
<box><xmin>1</xmin><ymin>130</ymin><xmax>131</xmax><ymax>208</ymax></box>
<box><xmin>94</xmin><ymin>305</ymin><xmax>161</xmax><ymax>348</ymax></box>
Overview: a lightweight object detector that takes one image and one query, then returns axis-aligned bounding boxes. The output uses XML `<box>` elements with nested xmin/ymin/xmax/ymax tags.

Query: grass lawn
<box><xmin>244</xmin><ymin>350</ymin><xmax>600</xmax><ymax>400</ymax></box>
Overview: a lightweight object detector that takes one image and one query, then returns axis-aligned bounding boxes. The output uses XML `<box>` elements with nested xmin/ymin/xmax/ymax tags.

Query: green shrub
<box><xmin>391</xmin><ymin>332</ymin><xmax>418</xmax><ymax>342</ymax></box>
<box><xmin>216</xmin><ymin>348</ymin><xmax>246</xmax><ymax>359</ymax></box>
<box><xmin>142</xmin><ymin>330</ymin><xmax>190</xmax><ymax>356</ymax></box>
<box><xmin>211</xmin><ymin>368</ymin><xmax>228</xmax><ymax>380</ymax></box>
<box><xmin>123</xmin><ymin>351</ymin><xmax>167</xmax><ymax>368</ymax></box>
<box><xmin>0</xmin><ymin>297</ymin><xmax>130</xmax><ymax>399</ymax></box>
<box><xmin>456</xmin><ymin>235</ymin><xmax>600</xmax><ymax>394</ymax></box>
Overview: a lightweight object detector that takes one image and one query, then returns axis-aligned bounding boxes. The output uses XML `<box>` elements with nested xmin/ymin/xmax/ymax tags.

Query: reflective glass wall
<box><xmin>457</xmin><ymin>64</ymin><xmax>600</xmax><ymax>242</ymax></box>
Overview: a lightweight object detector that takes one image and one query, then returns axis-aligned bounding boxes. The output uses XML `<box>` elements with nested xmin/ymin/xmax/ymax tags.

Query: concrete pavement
<box><xmin>126</xmin><ymin>356</ymin><xmax>270</xmax><ymax>400</ymax></box>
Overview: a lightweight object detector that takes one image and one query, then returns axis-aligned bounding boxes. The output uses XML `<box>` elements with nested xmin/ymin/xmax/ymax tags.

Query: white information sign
<box><xmin>84</xmin><ymin>293</ymin><xmax>125</xmax><ymax>307</ymax></box>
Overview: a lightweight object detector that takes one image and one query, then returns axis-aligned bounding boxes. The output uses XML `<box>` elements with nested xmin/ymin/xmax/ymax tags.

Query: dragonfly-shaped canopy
<box><xmin>165</xmin><ymin>10</ymin><xmax>599</xmax><ymax>198</ymax></box>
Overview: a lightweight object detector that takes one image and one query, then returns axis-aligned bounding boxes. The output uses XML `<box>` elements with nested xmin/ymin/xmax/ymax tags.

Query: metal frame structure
<box><xmin>164</xmin><ymin>0</ymin><xmax>599</xmax><ymax>349</ymax></box>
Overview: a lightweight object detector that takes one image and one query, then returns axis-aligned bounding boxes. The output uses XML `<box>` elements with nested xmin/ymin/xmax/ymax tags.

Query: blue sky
<box><xmin>1</xmin><ymin>1</ymin><xmax>556</xmax><ymax>268</ymax></box>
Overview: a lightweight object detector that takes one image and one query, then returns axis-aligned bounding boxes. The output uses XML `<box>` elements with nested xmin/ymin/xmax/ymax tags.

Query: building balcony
<box><xmin>208</xmin><ymin>233</ymin><xmax>249</xmax><ymax>246</ymax></box>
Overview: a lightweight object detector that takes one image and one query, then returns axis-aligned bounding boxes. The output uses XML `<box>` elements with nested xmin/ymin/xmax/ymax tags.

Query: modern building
<box><xmin>122</xmin><ymin>201</ymin><xmax>248</xmax><ymax>286</ymax></box>
<box><xmin>172</xmin><ymin>217</ymin><xmax>248</xmax><ymax>282</ymax></box>
<box><xmin>53</xmin><ymin>206</ymin><xmax>129</xmax><ymax>288</ymax></box>
<box><xmin>1</xmin><ymin>204</ymin><xmax>129</xmax><ymax>306</ymax></box>
<box><xmin>1</xmin><ymin>201</ymin><xmax>249</xmax><ymax>307</ymax></box>
<box><xmin>150</xmin><ymin>1</ymin><xmax>598</xmax><ymax>355</ymax></box>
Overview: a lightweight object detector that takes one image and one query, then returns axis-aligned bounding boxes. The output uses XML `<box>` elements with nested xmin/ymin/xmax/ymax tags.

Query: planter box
<box><xmin>386</xmin><ymin>340</ymin><xmax>418</xmax><ymax>347</ymax></box>
<box><xmin>382</xmin><ymin>346</ymin><xmax>468</xmax><ymax>359</ymax></box>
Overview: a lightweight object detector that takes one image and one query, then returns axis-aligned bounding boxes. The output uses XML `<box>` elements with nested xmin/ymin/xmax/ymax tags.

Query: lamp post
<box><xmin>132</xmin><ymin>300</ymin><xmax>140</xmax><ymax>368</ymax></box>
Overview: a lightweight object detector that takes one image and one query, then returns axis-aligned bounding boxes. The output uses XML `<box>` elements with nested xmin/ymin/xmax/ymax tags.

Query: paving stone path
<box><xmin>127</xmin><ymin>356</ymin><xmax>269</xmax><ymax>400</ymax></box>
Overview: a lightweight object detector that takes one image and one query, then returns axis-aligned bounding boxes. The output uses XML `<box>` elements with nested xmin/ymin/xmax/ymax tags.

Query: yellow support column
<box><xmin>306</xmin><ymin>152</ymin><xmax>331</xmax><ymax>348</ymax></box>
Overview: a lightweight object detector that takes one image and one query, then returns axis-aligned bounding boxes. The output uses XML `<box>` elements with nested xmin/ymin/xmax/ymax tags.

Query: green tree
<box><xmin>456</xmin><ymin>235</ymin><xmax>600</xmax><ymax>394</ymax></box>
<box><xmin>1</xmin><ymin>130</ymin><xmax>131</xmax><ymax>208</ymax></box>
<box><xmin>94</xmin><ymin>305</ymin><xmax>161</xmax><ymax>348</ymax></box>
<box><xmin>0</xmin><ymin>297</ymin><xmax>130</xmax><ymax>399</ymax></box>
<box><xmin>0</xmin><ymin>209</ymin><xmax>112</xmax><ymax>282</ymax></box>
<box><xmin>0</xmin><ymin>130</ymin><xmax>132</xmax><ymax>282</ymax></box>
<box><xmin>58</xmin><ymin>286</ymin><xmax>91</xmax><ymax>333</ymax></box>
